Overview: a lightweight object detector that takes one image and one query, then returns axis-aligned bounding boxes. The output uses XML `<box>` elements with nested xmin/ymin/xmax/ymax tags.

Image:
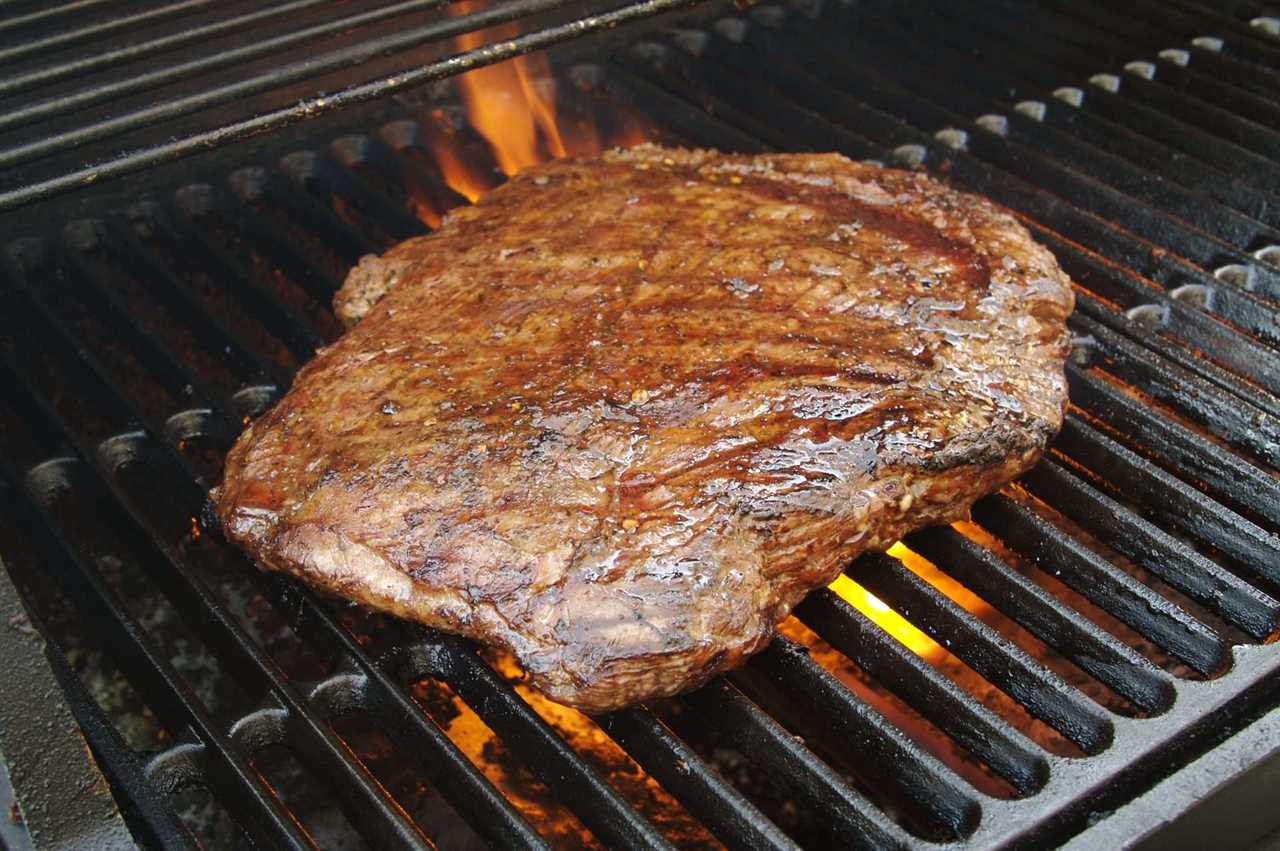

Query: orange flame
<box><xmin>414</xmin><ymin>0</ymin><xmax>652</xmax><ymax>212</ymax></box>
<box><xmin>830</xmin><ymin>540</ymin><xmax>992</xmax><ymax>660</ymax></box>
<box><xmin>450</xmin><ymin>1</ymin><xmax>564</xmax><ymax>176</ymax></box>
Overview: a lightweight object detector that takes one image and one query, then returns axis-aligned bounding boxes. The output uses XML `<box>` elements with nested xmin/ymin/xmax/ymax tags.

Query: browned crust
<box><xmin>216</xmin><ymin>145</ymin><xmax>1074</xmax><ymax>712</ymax></box>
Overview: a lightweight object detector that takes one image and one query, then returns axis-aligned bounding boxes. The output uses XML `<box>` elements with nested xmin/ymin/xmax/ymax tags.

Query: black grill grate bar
<box><xmin>408</xmin><ymin>634</ymin><xmax>679</xmax><ymax>850</ymax></box>
<box><xmin>279</xmin><ymin>150</ymin><xmax>430</xmax><ymax>244</ymax></box>
<box><xmin>6</xmin><ymin>244</ymin><xmax>240</xmax><ymax>432</ymax></box>
<box><xmin>1055</xmin><ymin>418</ymin><xmax>1280</xmax><ymax>576</ymax></box>
<box><xmin>191</xmin><ymin>186</ymin><xmax>345</xmax><ymax>300</ymax></box>
<box><xmin>628</xmin><ymin>36</ymin><xmax>882</xmax><ymax>160</ymax></box>
<box><xmin>0</xmin><ymin>0</ymin><xmax>330</xmax><ymax>97</ymax></box>
<box><xmin>1063</xmin><ymin>0</ymin><xmax>1280</xmax><ymax>63</ymax></box>
<box><xmin>0</xmin><ymin>369</ymin><xmax>442</xmax><ymax>851</ymax></box>
<box><xmin>903</xmin><ymin>1</ymin><xmax>1280</xmax><ymax>181</ymax></box>
<box><xmin>1025</xmin><ymin>226</ymin><xmax>1280</xmax><ymax>398</ymax></box>
<box><xmin>372</xmin><ymin>127</ymin><xmax>475</xmax><ymax>216</ymax></box>
<box><xmin>0</xmin><ymin>485</ymin><xmax>300</xmax><ymax>851</ymax></box>
<box><xmin>597</xmin><ymin>709</ymin><xmax>801</xmax><ymax>851</ymax></box>
<box><xmin>14</xmin><ymin>586</ymin><xmax>201</xmax><ymax>850</ymax></box>
<box><xmin>154</xmin><ymin>210</ymin><xmax>328</xmax><ymax>361</ymax></box>
<box><xmin>890</xmin><ymin>1</ymin><xmax>1280</xmax><ymax>235</ymax></box>
<box><xmin>0</xmin><ymin>0</ymin><xmax>217</xmax><ymax>68</ymax></box>
<box><xmin>742</xmin><ymin>10</ymin><xmax>1280</xmax><ymax>302</ymax></box>
<box><xmin>1052</xmin><ymin>78</ymin><xmax>1280</xmax><ymax>215</ymax></box>
<box><xmin>54</xmin><ymin>225</ymin><xmax>263</xmax><ymax>397</ymax></box>
<box><xmin>0</xmin><ymin>269</ymin><xmax>148</xmax><ymax>433</ymax></box>
<box><xmin>3</xmin><ymin>474</ymin><xmax>318</xmax><ymax>851</ymax></box>
<box><xmin>0</xmin><ymin>0</ymin><xmax>112</xmax><ymax>36</ymax></box>
<box><xmin>744</xmin><ymin>637</ymin><xmax>982</xmax><ymax>838</ymax></box>
<box><xmin>102</xmin><ymin>220</ymin><xmax>291</xmax><ymax>388</ymax></box>
<box><xmin>901</xmin><ymin>526</ymin><xmax>1177</xmax><ymax>713</ymax></box>
<box><xmin>1072</xmin><ymin>290</ymin><xmax>1280</xmax><ymax>426</ymax></box>
<box><xmin>1019</xmin><ymin>459</ymin><xmax>1280</xmax><ymax>639</ymax></box>
<box><xmin>970</xmin><ymin>494</ymin><xmax>1230</xmax><ymax>676</ymax></box>
<box><xmin>1070</xmin><ymin>311</ymin><xmax>1280</xmax><ymax>467</ymax></box>
<box><xmin>1</xmin><ymin>0</ymin><xmax>539</xmax><ymax>170</ymax></box>
<box><xmin>0</xmin><ymin>405</ymin><xmax>316</xmax><ymax>849</ymax></box>
<box><xmin>793</xmin><ymin>588</ymin><xmax>1050</xmax><ymax>795</ymax></box>
<box><xmin>0</xmin><ymin>0</ymin><xmax>704</xmax><ymax>214</ymax></box>
<box><xmin>5</xmin><ymin>218</ymin><xmax>624</xmax><ymax>849</ymax></box>
<box><xmin>1169</xmin><ymin>40</ymin><xmax>1280</xmax><ymax>100</ymax></box>
<box><xmin>835</xmin><ymin>18</ymin><xmax>1280</xmax><ymax>232</ymax></box>
<box><xmin>1066</xmin><ymin>364</ymin><xmax>1280</xmax><ymax>528</ymax></box>
<box><xmin>929</xmin><ymin>0</ymin><xmax>1280</xmax><ymax>125</ymax></box>
<box><xmin>593</xmin><ymin>65</ymin><xmax>768</xmax><ymax>154</ymax></box>
<box><xmin>686</xmin><ymin>18</ymin><xmax>1280</xmax><ymax>362</ymax></box>
<box><xmin>258</xmin><ymin>584</ymin><xmax>556</xmax><ymax>850</ymax></box>
<box><xmin>237</xmin><ymin>167</ymin><xmax>386</xmax><ymax>264</ymax></box>
<box><xmin>1128</xmin><ymin>60</ymin><xmax>1280</xmax><ymax>178</ymax></box>
<box><xmin>682</xmin><ymin>679</ymin><xmax>915</xmax><ymax>850</ymax></box>
<box><xmin>849</xmin><ymin>553</ymin><xmax>1115</xmax><ymax>754</ymax></box>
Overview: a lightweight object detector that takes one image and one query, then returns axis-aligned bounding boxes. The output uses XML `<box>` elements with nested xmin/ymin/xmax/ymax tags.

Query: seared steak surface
<box><xmin>215</xmin><ymin>146</ymin><xmax>1073</xmax><ymax>712</ymax></box>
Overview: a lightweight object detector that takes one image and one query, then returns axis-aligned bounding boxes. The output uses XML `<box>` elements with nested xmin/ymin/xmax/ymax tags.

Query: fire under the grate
<box><xmin>3</xmin><ymin>2</ymin><xmax>1280</xmax><ymax>848</ymax></box>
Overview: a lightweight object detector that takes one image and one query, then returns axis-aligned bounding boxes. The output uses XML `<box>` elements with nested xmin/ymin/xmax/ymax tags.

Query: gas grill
<box><xmin>1</xmin><ymin>0</ymin><xmax>1279</xmax><ymax>848</ymax></box>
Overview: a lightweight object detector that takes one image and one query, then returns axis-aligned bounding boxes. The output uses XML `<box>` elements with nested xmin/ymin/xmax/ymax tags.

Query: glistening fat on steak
<box><xmin>214</xmin><ymin>145</ymin><xmax>1073</xmax><ymax>712</ymax></box>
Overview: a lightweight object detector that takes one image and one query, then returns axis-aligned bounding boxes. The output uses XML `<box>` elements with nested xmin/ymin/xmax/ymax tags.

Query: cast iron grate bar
<box><xmin>0</xmin><ymin>0</ymin><xmax>218</xmax><ymax>68</ymax></box>
<box><xmin>969</xmin><ymin>494</ymin><xmax>1230</xmax><ymax>675</ymax></box>
<box><xmin>0</xmin><ymin>336</ymin><xmax>441</xmax><ymax>851</ymax></box>
<box><xmin>622</xmin><ymin>18</ymin><xmax>1280</xmax><ymax>401</ymax></box>
<box><xmin>4</xmin><ymin>2</ymin><xmax>1280</xmax><ymax>848</ymax></box>
<box><xmin>0</xmin><ymin>453</ymin><xmax>315</xmax><ymax>850</ymax></box>
<box><xmin>21</xmin><ymin>583</ymin><xmax>202</xmax><ymax>850</ymax></box>
<box><xmin>597</xmin><ymin>709</ymin><xmax>801</xmax><ymax>851</ymax></box>
<box><xmin>0</xmin><ymin>275</ymin><xmax>555</xmax><ymax>849</ymax></box>
<box><xmin>0</xmin><ymin>0</ymin><xmax>114</xmax><ymax>37</ymax></box>
<box><xmin>824</xmin><ymin>9</ymin><xmax>1280</xmax><ymax>233</ymax></box>
<box><xmin>794</xmin><ymin>588</ymin><xmax>1051</xmax><ymax>796</ymax></box>
<box><xmin>743</xmin><ymin>637</ymin><xmax>981</xmax><ymax>839</ymax></box>
<box><xmin>0</xmin><ymin>0</ymin><xmax>705</xmax><ymax>213</ymax></box>
<box><xmin>900</xmin><ymin>526</ymin><xmax>1177</xmax><ymax>713</ymax></box>
<box><xmin>682</xmin><ymin>679</ymin><xmax>917</xmax><ymax>849</ymax></box>
<box><xmin>0</xmin><ymin>0</ymin><xmax>331</xmax><ymax>96</ymax></box>
<box><xmin>1017</xmin><ymin>460</ymin><xmax>1280</xmax><ymax>639</ymax></box>
<box><xmin>1053</xmin><ymin>418</ymin><xmax>1280</xmax><ymax>576</ymax></box>
<box><xmin>847</xmin><ymin>553</ymin><xmax>1114</xmax><ymax>755</ymax></box>
<box><xmin>1068</xmin><ymin>312</ymin><xmax>1280</xmax><ymax>468</ymax></box>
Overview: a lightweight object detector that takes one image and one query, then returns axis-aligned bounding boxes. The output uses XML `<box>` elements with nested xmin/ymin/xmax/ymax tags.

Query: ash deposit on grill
<box><xmin>216</xmin><ymin>144</ymin><xmax>1074</xmax><ymax>712</ymax></box>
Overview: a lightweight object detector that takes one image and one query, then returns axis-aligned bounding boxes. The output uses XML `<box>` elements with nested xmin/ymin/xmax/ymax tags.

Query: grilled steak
<box><xmin>215</xmin><ymin>145</ymin><xmax>1073</xmax><ymax>712</ymax></box>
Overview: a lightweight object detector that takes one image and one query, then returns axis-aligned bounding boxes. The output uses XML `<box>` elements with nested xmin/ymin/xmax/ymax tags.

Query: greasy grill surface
<box><xmin>0</xmin><ymin>0</ymin><xmax>1279</xmax><ymax>848</ymax></box>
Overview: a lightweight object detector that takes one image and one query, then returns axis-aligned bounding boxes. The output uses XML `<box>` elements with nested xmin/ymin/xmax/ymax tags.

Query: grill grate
<box><xmin>2</xmin><ymin>0</ymin><xmax>1280</xmax><ymax>848</ymax></box>
<box><xmin>0</xmin><ymin>0</ymin><xmax>701</xmax><ymax>212</ymax></box>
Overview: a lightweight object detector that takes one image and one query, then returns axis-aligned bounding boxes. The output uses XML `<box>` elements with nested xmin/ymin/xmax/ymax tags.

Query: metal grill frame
<box><xmin>2</xmin><ymin>0</ymin><xmax>1280</xmax><ymax>848</ymax></box>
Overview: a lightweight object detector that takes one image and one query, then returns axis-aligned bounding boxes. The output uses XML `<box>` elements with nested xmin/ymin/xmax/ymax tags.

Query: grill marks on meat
<box><xmin>215</xmin><ymin>146</ymin><xmax>1074</xmax><ymax>712</ymax></box>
